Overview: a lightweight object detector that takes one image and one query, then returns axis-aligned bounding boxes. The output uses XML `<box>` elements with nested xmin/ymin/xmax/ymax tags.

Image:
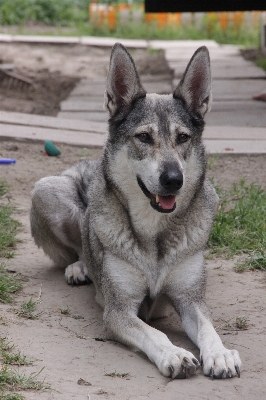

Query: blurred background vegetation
<box><xmin>0</xmin><ymin>0</ymin><xmax>264</xmax><ymax>47</ymax></box>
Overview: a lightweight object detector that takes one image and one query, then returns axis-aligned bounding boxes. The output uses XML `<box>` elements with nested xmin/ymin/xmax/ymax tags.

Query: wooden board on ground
<box><xmin>57</xmin><ymin>111</ymin><xmax>108</xmax><ymax>122</ymax></box>
<box><xmin>0</xmin><ymin>110</ymin><xmax>107</xmax><ymax>133</ymax></box>
<box><xmin>0</xmin><ymin>122</ymin><xmax>106</xmax><ymax>147</ymax></box>
<box><xmin>60</xmin><ymin>99</ymin><xmax>105</xmax><ymax>112</ymax></box>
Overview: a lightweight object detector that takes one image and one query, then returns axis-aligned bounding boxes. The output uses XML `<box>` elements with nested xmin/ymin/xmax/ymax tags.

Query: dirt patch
<box><xmin>0</xmin><ymin>43</ymin><xmax>169</xmax><ymax>116</ymax></box>
<box><xmin>207</xmin><ymin>153</ymin><xmax>266</xmax><ymax>190</ymax></box>
<box><xmin>0</xmin><ymin>69</ymin><xmax>78</xmax><ymax>116</ymax></box>
<box><xmin>240</xmin><ymin>48</ymin><xmax>264</xmax><ymax>62</ymax></box>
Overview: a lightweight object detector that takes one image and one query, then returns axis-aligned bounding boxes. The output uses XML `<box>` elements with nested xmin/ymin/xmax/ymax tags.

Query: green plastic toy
<box><xmin>44</xmin><ymin>141</ymin><xmax>61</xmax><ymax>156</ymax></box>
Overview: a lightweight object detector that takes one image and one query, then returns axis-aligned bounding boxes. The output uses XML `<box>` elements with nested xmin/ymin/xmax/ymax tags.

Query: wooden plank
<box><xmin>0</xmin><ymin>123</ymin><xmax>106</xmax><ymax>147</ymax></box>
<box><xmin>80</xmin><ymin>37</ymin><xmax>148</xmax><ymax>48</ymax></box>
<box><xmin>204</xmin><ymin>126</ymin><xmax>266</xmax><ymax>140</ymax></box>
<box><xmin>173</xmin><ymin>64</ymin><xmax>266</xmax><ymax>79</ymax></box>
<box><xmin>0</xmin><ymin>111</ymin><xmax>107</xmax><ymax>134</ymax></box>
<box><xmin>144</xmin><ymin>82</ymin><xmax>173</xmax><ymax>94</ymax></box>
<box><xmin>150</xmin><ymin>40</ymin><xmax>219</xmax><ymax>50</ymax></box>
<box><xmin>165</xmin><ymin>47</ymin><xmax>241</xmax><ymax>61</ymax></box>
<box><xmin>173</xmin><ymin>79</ymin><xmax>266</xmax><ymax>101</ymax></box>
<box><xmin>60</xmin><ymin>99</ymin><xmax>105</xmax><ymax>112</ymax></box>
<box><xmin>173</xmin><ymin>79</ymin><xmax>266</xmax><ymax>99</ymax></box>
<box><xmin>205</xmin><ymin>101</ymin><xmax>266</xmax><ymax>127</ymax></box>
<box><xmin>204</xmin><ymin>139</ymin><xmax>266</xmax><ymax>154</ymax></box>
<box><xmin>70</xmin><ymin>85</ymin><xmax>106</xmax><ymax>97</ymax></box>
<box><xmin>58</xmin><ymin>111</ymin><xmax>108</xmax><ymax>122</ymax></box>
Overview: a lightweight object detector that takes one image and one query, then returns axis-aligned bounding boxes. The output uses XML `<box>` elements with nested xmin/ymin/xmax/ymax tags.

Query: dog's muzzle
<box><xmin>137</xmin><ymin>176</ymin><xmax>182</xmax><ymax>214</ymax></box>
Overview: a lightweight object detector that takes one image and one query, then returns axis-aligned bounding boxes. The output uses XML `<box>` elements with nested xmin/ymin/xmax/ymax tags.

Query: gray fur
<box><xmin>30</xmin><ymin>44</ymin><xmax>241</xmax><ymax>379</ymax></box>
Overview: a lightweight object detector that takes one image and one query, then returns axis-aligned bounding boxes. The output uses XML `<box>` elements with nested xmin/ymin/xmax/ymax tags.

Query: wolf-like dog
<box><xmin>31</xmin><ymin>43</ymin><xmax>241</xmax><ymax>379</ymax></box>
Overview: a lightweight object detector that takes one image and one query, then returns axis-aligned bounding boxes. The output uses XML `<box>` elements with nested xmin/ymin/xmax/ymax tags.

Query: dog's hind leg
<box><xmin>30</xmin><ymin>175</ymin><xmax>90</xmax><ymax>284</ymax></box>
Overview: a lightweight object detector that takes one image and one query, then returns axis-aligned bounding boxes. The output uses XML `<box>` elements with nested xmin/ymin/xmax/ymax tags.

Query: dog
<box><xmin>30</xmin><ymin>43</ymin><xmax>241</xmax><ymax>379</ymax></box>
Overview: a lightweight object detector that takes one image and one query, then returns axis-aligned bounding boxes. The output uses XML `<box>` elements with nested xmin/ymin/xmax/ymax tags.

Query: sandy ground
<box><xmin>0</xmin><ymin>141</ymin><xmax>266</xmax><ymax>400</ymax></box>
<box><xmin>0</xmin><ymin>44</ymin><xmax>265</xmax><ymax>399</ymax></box>
<box><xmin>0</xmin><ymin>43</ymin><xmax>169</xmax><ymax>116</ymax></box>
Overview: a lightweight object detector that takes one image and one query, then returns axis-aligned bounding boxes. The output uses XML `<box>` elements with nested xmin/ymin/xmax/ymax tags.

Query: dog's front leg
<box><xmin>180</xmin><ymin>302</ymin><xmax>242</xmax><ymax>378</ymax></box>
<box><xmin>167</xmin><ymin>253</ymin><xmax>242</xmax><ymax>379</ymax></box>
<box><xmin>102</xmin><ymin>253</ymin><xmax>200</xmax><ymax>378</ymax></box>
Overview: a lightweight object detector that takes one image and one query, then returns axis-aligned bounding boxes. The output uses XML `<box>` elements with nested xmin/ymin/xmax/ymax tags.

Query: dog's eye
<box><xmin>135</xmin><ymin>132</ymin><xmax>153</xmax><ymax>144</ymax></box>
<box><xmin>176</xmin><ymin>133</ymin><xmax>190</xmax><ymax>144</ymax></box>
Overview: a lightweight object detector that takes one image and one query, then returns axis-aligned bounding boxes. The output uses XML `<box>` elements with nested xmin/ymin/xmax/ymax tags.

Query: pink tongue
<box><xmin>158</xmin><ymin>195</ymin><xmax>176</xmax><ymax>210</ymax></box>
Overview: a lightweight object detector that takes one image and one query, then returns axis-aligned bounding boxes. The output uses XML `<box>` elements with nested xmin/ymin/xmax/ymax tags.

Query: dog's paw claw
<box><xmin>235</xmin><ymin>365</ymin><xmax>241</xmax><ymax>378</ymax></box>
<box><xmin>168</xmin><ymin>365</ymin><xmax>174</xmax><ymax>378</ymax></box>
<box><xmin>181</xmin><ymin>357</ymin><xmax>198</xmax><ymax>378</ymax></box>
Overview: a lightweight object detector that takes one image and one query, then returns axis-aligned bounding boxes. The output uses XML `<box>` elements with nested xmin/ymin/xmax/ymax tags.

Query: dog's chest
<box><xmin>138</xmin><ymin>221</ymin><xmax>206</xmax><ymax>297</ymax></box>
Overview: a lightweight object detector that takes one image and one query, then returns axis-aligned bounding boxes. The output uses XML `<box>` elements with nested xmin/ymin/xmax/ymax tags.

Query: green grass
<box><xmin>0</xmin><ymin>0</ymin><xmax>89</xmax><ymax>26</ymax></box>
<box><xmin>14</xmin><ymin>298</ymin><xmax>42</xmax><ymax>320</ymax></box>
<box><xmin>0</xmin><ymin>338</ymin><xmax>32</xmax><ymax>366</ymax></box>
<box><xmin>235</xmin><ymin>317</ymin><xmax>249</xmax><ymax>330</ymax></box>
<box><xmin>0</xmin><ymin>179</ymin><xmax>21</xmax><ymax>303</ymax></box>
<box><xmin>0</xmin><ymin>338</ymin><xmax>49</xmax><ymax>399</ymax></box>
<box><xmin>16</xmin><ymin>20</ymin><xmax>260</xmax><ymax>47</ymax></box>
<box><xmin>105</xmin><ymin>371</ymin><xmax>130</xmax><ymax>378</ymax></box>
<box><xmin>0</xmin><ymin>365</ymin><xmax>49</xmax><ymax>393</ymax></box>
<box><xmin>0</xmin><ymin>181</ymin><xmax>9</xmax><ymax>197</ymax></box>
<box><xmin>0</xmin><ymin>265</ymin><xmax>22</xmax><ymax>304</ymax></box>
<box><xmin>208</xmin><ymin>180</ymin><xmax>266</xmax><ymax>271</ymax></box>
<box><xmin>0</xmin><ymin>180</ymin><xmax>20</xmax><ymax>259</ymax></box>
<box><xmin>0</xmin><ymin>393</ymin><xmax>24</xmax><ymax>400</ymax></box>
<box><xmin>256</xmin><ymin>56</ymin><xmax>266</xmax><ymax>71</ymax></box>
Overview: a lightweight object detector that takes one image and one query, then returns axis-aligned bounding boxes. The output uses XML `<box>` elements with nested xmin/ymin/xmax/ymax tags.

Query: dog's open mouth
<box><xmin>137</xmin><ymin>177</ymin><xmax>176</xmax><ymax>213</ymax></box>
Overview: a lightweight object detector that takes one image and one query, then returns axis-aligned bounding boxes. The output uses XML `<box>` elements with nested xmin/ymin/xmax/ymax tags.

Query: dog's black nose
<box><xmin>160</xmin><ymin>164</ymin><xmax>183</xmax><ymax>192</ymax></box>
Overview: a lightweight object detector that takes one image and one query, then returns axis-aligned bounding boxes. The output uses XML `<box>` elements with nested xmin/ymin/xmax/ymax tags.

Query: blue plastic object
<box><xmin>0</xmin><ymin>158</ymin><xmax>16</xmax><ymax>164</ymax></box>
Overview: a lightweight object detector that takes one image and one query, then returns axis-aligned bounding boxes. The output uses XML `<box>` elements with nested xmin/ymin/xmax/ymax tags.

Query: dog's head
<box><xmin>104</xmin><ymin>43</ymin><xmax>212</xmax><ymax>214</ymax></box>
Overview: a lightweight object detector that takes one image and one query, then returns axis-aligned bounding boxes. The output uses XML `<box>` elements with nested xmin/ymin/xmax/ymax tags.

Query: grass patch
<box><xmin>0</xmin><ymin>264</ymin><xmax>22</xmax><ymax>304</ymax></box>
<box><xmin>0</xmin><ymin>338</ymin><xmax>32</xmax><ymax>366</ymax></box>
<box><xmin>105</xmin><ymin>371</ymin><xmax>130</xmax><ymax>378</ymax></box>
<box><xmin>60</xmin><ymin>307</ymin><xmax>70</xmax><ymax>315</ymax></box>
<box><xmin>256</xmin><ymin>56</ymin><xmax>266</xmax><ymax>71</ymax></box>
<box><xmin>0</xmin><ymin>365</ymin><xmax>49</xmax><ymax>393</ymax></box>
<box><xmin>14</xmin><ymin>298</ymin><xmax>42</xmax><ymax>320</ymax></box>
<box><xmin>0</xmin><ymin>181</ymin><xmax>9</xmax><ymax>197</ymax></box>
<box><xmin>0</xmin><ymin>338</ymin><xmax>49</xmax><ymax>399</ymax></box>
<box><xmin>0</xmin><ymin>393</ymin><xmax>24</xmax><ymax>400</ymax></box>
<box><xmin>30</xmin><ymin>21</ymin><xmax>260</xmax><ymax>47</ymax></box>
<box><xmin>235</xmin><ymin>251</ymin><xmax>266</xmax><ymax>272</ymax></box>
<box><xmin>208</xmin><ymin>180</ymin><xmax>266</xmax><ymax>271</ymax></box>
<box><xmin>0</xmin><ymin>15</ymin><xmax>260</xmax><ymax>47</ymax></box>
<box><xmin>235</xmin><ymin>317</ymin><xmax>249</xmax><ymax>330</ymax></box>
<box><xmin>0</xmin><ymin>179</ymin><xmax>20</xmax><ymax>259</ymax></box>
<box><xmin>0</xmin><ymin>179</ymin><xmax>21</xmax><ymax>302</ymax></box>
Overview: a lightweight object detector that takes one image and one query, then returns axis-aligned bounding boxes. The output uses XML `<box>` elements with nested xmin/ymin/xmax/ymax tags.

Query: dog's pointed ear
<box><xmin>173</xmin><ymin>46</ymin><xmax>212</xmax><ymax>117</ymax></box>
<box><xmin>105</xmin><ymin>43</ymin><xmax>146</xmax><ymax>117</ymax></box>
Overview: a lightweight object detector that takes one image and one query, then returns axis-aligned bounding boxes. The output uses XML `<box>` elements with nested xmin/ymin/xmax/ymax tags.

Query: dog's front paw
<box><xmin>65</xmin><ymin>261</ymin><xmax>91</xmax><ymax>285</ymax></box>
<box><xmin>158</xmin><ymin>347</ymin><xmax>200</xmax><ymax>379</ymax></box>
<box><xmin>201</xmin><ymin>347</ymin><xmax>241</xmax><ymax>379</ymax></box>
